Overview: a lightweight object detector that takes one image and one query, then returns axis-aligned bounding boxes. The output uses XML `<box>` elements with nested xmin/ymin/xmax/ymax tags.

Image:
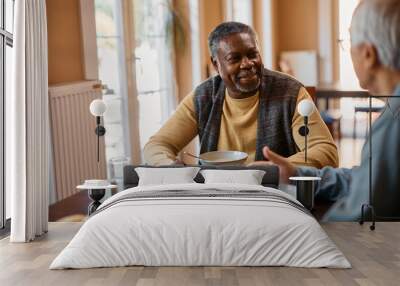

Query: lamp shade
<box><xmin>89</xmin><ymin>99</ymin><xmax>107</xmax><ymax>116</ymax></box>
<box><xmin>297</xmin><ymin>99</ymin><xmax>314</xmax><ymax>117</ymax></box>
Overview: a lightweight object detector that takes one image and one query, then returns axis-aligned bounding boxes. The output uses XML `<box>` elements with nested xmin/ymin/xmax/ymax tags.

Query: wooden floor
<box><xmin>1</xmin><ymin>222</ymin><xmax>399</xmax><ymax>286</ymax></box>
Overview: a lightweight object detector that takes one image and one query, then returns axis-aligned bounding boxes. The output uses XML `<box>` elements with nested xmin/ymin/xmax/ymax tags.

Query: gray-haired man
<box><xmin>256</xmin><ymin>0</ymin><xmax>400</xmax><ymax>220</ymax></box>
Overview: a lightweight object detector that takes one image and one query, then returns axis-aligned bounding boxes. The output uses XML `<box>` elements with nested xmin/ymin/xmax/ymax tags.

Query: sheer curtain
<box><xmin>7</xmin><ymin>0</ymin><xmax>49</xmax><ymax>242</ymax></box>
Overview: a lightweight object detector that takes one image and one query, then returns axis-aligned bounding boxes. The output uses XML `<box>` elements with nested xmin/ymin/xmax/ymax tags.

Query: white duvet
<box><xmin>50</xmin><ymin>183</ymin><xmax>351</xmax><ymax>269</ymax></box>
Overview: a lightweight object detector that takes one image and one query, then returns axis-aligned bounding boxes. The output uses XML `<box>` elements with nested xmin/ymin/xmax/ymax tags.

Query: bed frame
<box><xmin>123</xmin><ymin>165</ymin><xmax>280</xmax><ymax>189</ymax></box>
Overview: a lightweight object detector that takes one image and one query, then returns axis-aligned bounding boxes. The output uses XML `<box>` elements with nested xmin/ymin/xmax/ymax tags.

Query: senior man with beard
<box><xmin>144</xmin><ymin>22</ymin><xmax>338</xmax><ymax>168</ymax></box>
<box><xmin>254</xmin><ymin>0</ymin><xmax>400</xmax><ymax>220</ymax></box>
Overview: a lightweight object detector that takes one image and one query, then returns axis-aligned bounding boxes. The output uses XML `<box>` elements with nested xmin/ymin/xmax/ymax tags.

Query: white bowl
<box><xmin>199</xmin><ymin>151</ymin><xmax>248</xmax><ymax>166</ymax></box>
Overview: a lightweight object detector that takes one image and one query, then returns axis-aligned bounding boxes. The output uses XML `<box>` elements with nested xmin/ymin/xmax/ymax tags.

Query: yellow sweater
<box><xmin>144</xmin><ymin>87</ymin><xmax>339</xmax><ymax>168</ymax></box>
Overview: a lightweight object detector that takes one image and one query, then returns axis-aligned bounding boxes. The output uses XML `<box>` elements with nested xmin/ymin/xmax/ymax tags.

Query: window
<box><xmin>1</xmin><ymin>0</ymin><xmax>14</xmax><ymax>230</ymax></box>
<box><xmin>226</xmin><ymin>0</ymin><xmax>253</xmax><ymax>26</ymax></box>
<box><xmin>338</xmin><ymin>0</ymin><xmax>359</xmax><ymax>89</ymax></box>
<box><xmin>338</xmin><ymin>0</ymin><xmax>369</xmax><ymax>127</ymax></box>
<box><xmin>94</xmin><ymin>0</ymin><xmax>178</xmax><ymax>168</ymax></box>
<box><xmin>95</xmin><ymin>0</ymin><xmax>131</xmax><ymax>176</ymax></box>
<box><xmin>133</xmin><ymin>0</ymin><xmax>177</xmax><ymax>152</ymax></box>
<box><xmin>337</xmin><ymin>0</ymin><xmax>384</xmax><ymax>167</ymax></box>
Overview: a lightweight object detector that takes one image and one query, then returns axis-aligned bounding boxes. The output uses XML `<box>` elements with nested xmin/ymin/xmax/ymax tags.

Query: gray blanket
<box><xmin>92</xmin><ymin>189</ymin><xmax>310</xmax><ymax>217</ymax></box>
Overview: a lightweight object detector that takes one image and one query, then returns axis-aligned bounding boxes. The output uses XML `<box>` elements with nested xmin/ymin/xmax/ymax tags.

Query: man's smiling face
<box><xmin>212</xmin><ymin>32</ymin><xmax>263</xmax><ymax>99</ymax></box>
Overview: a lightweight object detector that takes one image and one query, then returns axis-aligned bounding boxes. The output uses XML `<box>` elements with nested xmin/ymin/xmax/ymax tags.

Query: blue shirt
<box><xmin>298</xmin><ymin>84</ymin><xmax>400</xmax><ymax>221</ymax></box>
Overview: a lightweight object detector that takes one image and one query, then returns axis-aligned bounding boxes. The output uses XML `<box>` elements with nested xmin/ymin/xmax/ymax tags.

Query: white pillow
<box><xmin>200</xmin><ymin>169</ymin><xmax>266</xmax><ymax>185</ymax></box>
<box><xmin>135</xmin><ymin>167</ymin><xmax>201</xmax><ymax>186</ymax></box>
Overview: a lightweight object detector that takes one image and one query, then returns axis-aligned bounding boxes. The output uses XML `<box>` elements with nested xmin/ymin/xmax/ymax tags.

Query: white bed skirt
<box><xmin>50</xmin><ymin>184</ymin><xmax>351</xmax><ymax>269</ymax></box>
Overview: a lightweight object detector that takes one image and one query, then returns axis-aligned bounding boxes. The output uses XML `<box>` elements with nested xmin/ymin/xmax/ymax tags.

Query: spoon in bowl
<box><xmin>183</xmin><ymin>151</ymin><xmax>200</xmax><ymax>160</ymax></box>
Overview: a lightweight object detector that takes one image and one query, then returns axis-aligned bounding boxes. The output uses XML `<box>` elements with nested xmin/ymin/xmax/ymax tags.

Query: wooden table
<box><xmin>316</xmin><ymin>83</ymin><xmax>369</xmax><ymax>109</ymax></box>
<box><xmin>1</xmin><ymin>222</ymin><xmax>399</xmax><ymax>286</ymax></box>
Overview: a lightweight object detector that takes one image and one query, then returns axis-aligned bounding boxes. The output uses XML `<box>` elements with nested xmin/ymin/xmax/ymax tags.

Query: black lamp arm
<box><xmin>95</xmin><ymin>116</ymin><xmax>106</xmax><ymax>136</ymax></box>
<box><xmin>297</xmin><ymin>116</ymin><xmax>309</xmax><ymax>163</ymax></box>
<box><xmin>304</xmin><ymin>116</ymin><xmax>308</xmax><ymax>163</ymax></box>
<box><xmin>94</xmin><ymin>116</ymin><xmax>106</xmax><ymax>162</ymax></box>
<box><xmin>298</xmin><ymin>116</ymin><xmax>310</xmax><ymax>136</ymax></box>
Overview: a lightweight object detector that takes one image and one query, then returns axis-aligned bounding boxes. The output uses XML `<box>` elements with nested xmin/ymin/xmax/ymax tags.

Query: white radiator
<box><xmin>49</xmin><ymin>81</ymin><xmax>106</xmax><ymax>201</ymax></box>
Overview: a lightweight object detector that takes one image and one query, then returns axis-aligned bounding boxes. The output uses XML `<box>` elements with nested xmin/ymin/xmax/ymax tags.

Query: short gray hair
<box><xmin>350</xmin><ymin>0</ymin><xmax>400</xmax><ymax>70</ymax></box>
<box><xmin>208</xmin><ymin>22</ymin><xmax>257</xmax><ymax>59</ymax></box>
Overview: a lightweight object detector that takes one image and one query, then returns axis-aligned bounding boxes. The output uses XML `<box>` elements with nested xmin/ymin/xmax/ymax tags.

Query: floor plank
<box><xmin>1</xmin><ymin>222</ymin><xmax>399</xmax><ymax>286</ymax></box>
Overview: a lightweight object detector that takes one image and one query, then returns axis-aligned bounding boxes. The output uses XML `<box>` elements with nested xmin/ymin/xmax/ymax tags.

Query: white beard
<box><xmin>236</xmin><ymin>77</ymin><xmax>261</xmax><ymax>93</ymax></box>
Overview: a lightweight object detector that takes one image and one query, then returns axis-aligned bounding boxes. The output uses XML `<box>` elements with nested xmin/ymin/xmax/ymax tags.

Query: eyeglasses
<box><xmin>337</xmin><ymin>38</ymin><xmax>351</xmax><ymax>51</ymax></box>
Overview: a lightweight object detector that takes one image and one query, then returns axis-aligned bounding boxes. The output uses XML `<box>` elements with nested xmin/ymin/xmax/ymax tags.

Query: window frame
<box><xmin>1</xmin><ymin>0</ymin><xmax>14</xmax><ymax>231</ymax></box>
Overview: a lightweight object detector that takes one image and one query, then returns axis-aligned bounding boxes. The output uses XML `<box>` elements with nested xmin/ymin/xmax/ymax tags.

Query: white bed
<box><xmin>50</xmin><ymin>183</ymin><xmax>350</xmax><ymax>269</ymax></box>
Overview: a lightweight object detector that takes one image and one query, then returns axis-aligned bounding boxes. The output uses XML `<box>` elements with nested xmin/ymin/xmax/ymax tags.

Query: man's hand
<box><xmin>248</xmin><ymin>146</ymin><xmax>297</xmax><ymax>183</ymax></box>
<box><xmin>174</xmin><ymin>159</ymin><xmax>184</xmax><ymax>165</ymax></box>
